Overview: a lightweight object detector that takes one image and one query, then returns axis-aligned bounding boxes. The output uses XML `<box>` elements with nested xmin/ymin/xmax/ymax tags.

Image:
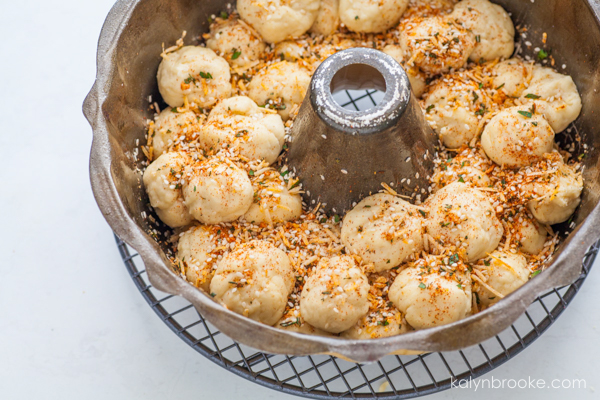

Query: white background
<box><xmin>0</xmin><ymin>1</ymin><xmax>598</xmax><ymax>399</ymax></box>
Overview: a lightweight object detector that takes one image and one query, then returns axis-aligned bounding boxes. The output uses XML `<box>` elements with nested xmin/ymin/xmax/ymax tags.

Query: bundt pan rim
<box><xmin>84</xmin><ymin>0</ymin><xmax>600</xmax><ymax>363</ymax></box>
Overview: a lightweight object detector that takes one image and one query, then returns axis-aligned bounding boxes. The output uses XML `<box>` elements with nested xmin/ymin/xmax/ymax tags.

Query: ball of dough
<box><xmin>425</xmin><ymin>182</ymin><xmax>503</xmax><ymax>262</ymax></box>
<box><xmin>340</xmin><ymin>309</ymin><xmax>412</xmax><ymax>339</ymax></box>
<box><xmin>451</xmin><ymin>0</ymin><xmax>515</xmax><ymax>62</ymax></box>
<box><xmin>177</xmin><ymin>225</ymin><xmax>219</xmax><ymax>292</ymax></box>
<box><xmin>389</xmin><ymin>267</ymin><xmax>472</xmax><ymax>329</ymax></box>
<box><xmin>143</xmin><ymin>152</ymin><xmax>193</xmax><ymax>228</ymax></box>
<box><xmin>382</xmin><ymin>45</ymin><xmax>427</xmax><ymax>97</ymax></box>
<box><xmin>399</xmin><ymin>16</ymin><xmax>476</xmax><ymax>75</ymax></box>
<box><xmin>248</xmin><ymin>61</ymin><xmax>311</xmax><ymax>120</ymax></box>
<box><xmin>237</xmin><ymin>0</ymin><xmax>320</xmax><ymax>43</ymax></box>
<box><xmin>309</xmin><ymin>40</ymin><xmax>357</xmax><ymax>71</ymax></box>
<box><xmin>513</xmin><ymin>217</ymin><xmax>547</xmax><ymax>255</ymax></box>
<box><xmin>310</xmin><ymin>0</ymin><xmax>340</xmax><ymax>36</ymax></box>
<box><xmin>433</xmin><ymin>163</ymin><xmax>492</xmax><ymax>189</ymax></box>
<box><xmin>210</xmin><ymin>240</ymin><xmax>295</xmax><ymax>325</ymax></box>
<box><xmin>152</xmin><ymin>108</ymin><xmax>202</xmax><ymax>158</ymax></box>
<box><xmin>273</xmin><ymin>41</ymin><xmax>308</xmax><ymax>62</ymax></box>
<box><xmin>492</xmin><ymin>58</ymin><xmax>531</xmax><ymax>98</ymax></box>
<box><xmin>481</xmin><ymin>106</ymin><xmax>555</xmax><ymax>168</ymax></box>
<box><xmin>157</xmin><ymin>46</ymin><xmax>232</xmax><ymax>108</ymax></box>
<box><xmin>300</xmin><ymin>256</ymin><xmax>370</xmax><ymax>333</ymax></box>
<box><xmin>476</xmin><ymin>251</ymin><xmax>529</xmax><ymax>306</ymax></box>
<box><xmin>521</xmin><ymin>66</ymin><xmax>582</xmax><ymax>133</ymax></box>
<box><xmin>244</xmin><ymin>167</ymin><xmax>303</xmax><ymax>224</ymax></box>
<box><xmin>341</xmin><ymin>194</ymin><xmax>424</xmax><ymax>272</ymax></box>
<box><xmin>182</xmin><ymin>157</ymin><xmax>253</xmax><ymax>224</ymax></box>
<box><xmin>526</xmin><ymin>162</ymin><xmax>583</xmax><ymax>225</ymax></box>
<box><xmin>339</xmin><ymin>0</ymin><xmax>409</xmax><ymax>33</ymax></box>
<box><xmin>423</xmin><ymin>80</ymin><xmax>480</xmax><ymax>149</ymax></box>
<box><xmin>206</xmin><ymin>18</ymin><xmax>266</xmax><ymax>68</ymax></box>
<box><xmin>200</xmin><ymin>96</ymin><xmax>285</xmax><ymax>164</ymax></box>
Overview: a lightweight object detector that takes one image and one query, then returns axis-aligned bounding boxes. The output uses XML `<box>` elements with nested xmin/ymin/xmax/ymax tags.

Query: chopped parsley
<box><xmin>231</xmin><ymin>49</ymin><xmax>242</xmax><ymax>60</ymax></box>
<box><xmin>525</xmin><ymin>93</ymin><xmax>541</xmax><ymax>99</ymax></box>
<box><xmin>184</xmin><ymin>75</ymin><xmax>197</xmax><ymax>84</ymax></box>
<box><xmin>199</xmin><ymin>71</ymin><xmax>213</xmax><ymax>80</ymax></box>
<box><xmin>280</xmin><ymin>318</ymin><xmax>301</xmax><ymax>327</ymax></box>
<box><xmin>518</xmin><ymin>110</ymin><xmax>533</xmax><ymax>118</ymax></box>
<box><xmin>537</xmin><ymin>49</ymin><xmax>549</xmax><ymax>60</ymax></box>
<box><xmin>418</xmin><ymin>283</ymin><xmax>427</xmax><ymax>290</ymax></box>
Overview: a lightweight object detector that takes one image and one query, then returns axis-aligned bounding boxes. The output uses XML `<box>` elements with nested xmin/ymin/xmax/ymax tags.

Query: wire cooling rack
<box><xmin>118</xmin><ymin>89</ymin><xmax>598</xmax><ymax>398</ymax></box>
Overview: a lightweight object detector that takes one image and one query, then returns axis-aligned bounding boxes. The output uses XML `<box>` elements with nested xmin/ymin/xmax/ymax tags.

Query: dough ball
<box><xmin>300</xmin><ymin>256</ymin><xmax>370</xmax><ymax>333</ymax></box>
<box><xmin>237</xmin><ymin>0</ymin><xmax>320</xmax><ymax>43</ymax></box>
<box><xmin>389</xmin><ymin>267</ymin><xmax>472</xmax><ymax>329</ymax></box>
<box><xmin>310</xmin><ymin>0</ymin><xmax>340</xmax><ymax>36</ymax></box>
<box><xmin>210</xmin><ymin>240</ymin><xmax>295</xmax><ymax>325</ymax></box>
<box><xmin>244</xmin><ymin>167</ymin><xmax>303</xmax><ymax>225</ymax></box>
<box><xmin>399</xmin><ymin>16</ymin><xmax>476</xmax><ymax>75</ymax></box>
<box><xmin>432</xmin><ymin>162</ymin><xmax>492</xmax><ymax>189</ymax></box>
<box><xmin>476</xmin><ymin>251</ymin><xmax>528</xmax><ymax>306</ymax></box>
<box><xmin>492</xmin><ymin>58</ymin><xmax>531</xmax><ymax>98</ymax></box>
<box><xmin>423</xmin><ymin>80</ymin><xmax>479</xmax><ymax>148</ymax></box>
<box><xmin>200</xmin><ymin>96</ymin><xmax>285</xmax><ymax>164</ymax></box>
<box><xmin>457</xmin><ymin>166</ymin><xmax>492</xmax><ymax>188</ymax></box>
<box><xmin>177</xmin><ymin>225</ymin><xmax>219</xmax><ymax>292</ymax></box>
<box><xmin>425</xmin><ymin>182</ymin><xmax>503</xmax><ymax>262</ymax></box>
<box><xmin>481</xmin><ymin>106</ymin><xmax>555</xmax><ymax>168</ymax></box>
<box><xmin>340</xmin><ymin>308</ymin><xmax>412</xmax><ymax>339</ymax></box>
<box><xmin>143</xmin><ymin>152</ymin><xmax>193</xmax><ymax>228</ymax></box>
<box><xmin>451</xmin><ymin>0</ymin><xmax>515</xmax><ymax>62</ymax></box>
<box><xmin>513</xmin><ymin>217</ymin><xmax>548</xmax><ymax>255</ymax></box>
<box><xmin>342</xmin><ymin>194</ymin><xmax>424</xmax><ymax>272</ymax></box>
<box><xmin>521</xmin><ymin>66</ymin><xmax>582</xmax><ymax>133</ymax></box>
<box><xmin>526</xmin><ymin>162</ymin><xmax>583</xmax><ymax>225</ymax></box>
<box><xmin>152</xmin><ymin>108</ymin><xmax>202</xmax><ymax>158</ymax></box>
<box><xmin>248</xmin><ymin>61</ymin><xmax>311</xmax><ymax>120</ymax></box>
<box><xmin>382</xmin><ymin>44</ymin><xmax>427</xmax><ymax>97</ymax></box>
<box><xmin>273</xmin><ymin>41</ymin><xmax>308</xmax><ymax>62</ymax></box>
<box><xmin>309</xmin><ymin>40</ymin><xmax>357</xmax><ymax>71</ymax></box>
<box><xmin>206</xmin><ymin>18</ymin><xmax>266</xmax><ymax>68</ymax></box>
<box><xmin>157</xmin><ymin>46</ymin><xmax>232</xmax><ymax>108</ymax></box>
<box><xmin>182</xmin><ymin>157</ymin><xmax>253</xmax><ymax>224</ymax></box>
<box><xmin>339</xmin><ymin>0</ymin><xmax>409</xmax><ymax>33</ymax></box>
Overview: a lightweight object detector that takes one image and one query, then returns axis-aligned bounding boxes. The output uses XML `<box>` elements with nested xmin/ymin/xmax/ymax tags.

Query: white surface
<box><xmin>0</xmin><ymin>1</ymin><xmax>598</xmax><ymax>399</ymax></box>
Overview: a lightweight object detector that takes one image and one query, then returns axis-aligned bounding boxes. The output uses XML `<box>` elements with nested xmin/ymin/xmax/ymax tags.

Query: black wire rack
<box><xmin>117</xmin><ymin>89</ymin><xmax>598</xmax><ymax>399</ymax></box>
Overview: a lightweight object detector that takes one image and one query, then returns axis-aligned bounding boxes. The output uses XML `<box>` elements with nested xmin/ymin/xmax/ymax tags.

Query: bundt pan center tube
<box><xmin>85</xmin><ymin>0</ymin><xmax>600</xmax><ymax>363</ymax></box>
<box><xmin>289</xmin><ymin>48</ymin><xmax>437</xmax><ymax>214</ymax></box>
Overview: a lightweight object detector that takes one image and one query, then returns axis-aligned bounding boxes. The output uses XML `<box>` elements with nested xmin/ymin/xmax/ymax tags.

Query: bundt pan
<box><xmin>85</xmin><ymin>0</ymin><xmax>600</xmax><ymax>363</ymax></box>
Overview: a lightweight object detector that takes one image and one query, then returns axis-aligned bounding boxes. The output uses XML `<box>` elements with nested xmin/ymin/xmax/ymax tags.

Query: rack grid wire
<box><xmin>117</xmin><ymin>88</ymin><xmax>598</xmax><ymax>399</ymax></box>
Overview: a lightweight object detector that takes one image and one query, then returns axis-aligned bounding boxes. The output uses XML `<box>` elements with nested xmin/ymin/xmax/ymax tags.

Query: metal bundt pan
<box><xmin>85</xmin><ymin>0</ymin><xmax>600</xmax><ymax>362</ymax></box>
